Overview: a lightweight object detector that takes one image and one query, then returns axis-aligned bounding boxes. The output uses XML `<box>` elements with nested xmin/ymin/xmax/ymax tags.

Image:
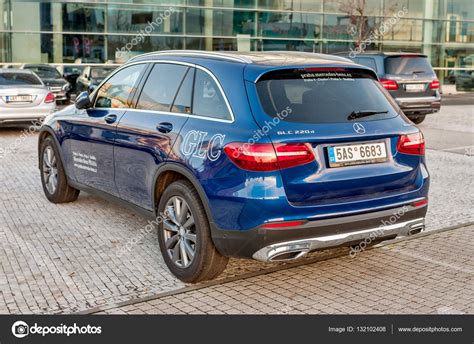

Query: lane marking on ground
<box><xmin>78</xmin><ymin>221</ymin><xmax>474</xmax><ymax>315</ymax></box>
<box><xmin>426</xmin><ymin>147</ymin><xmax>473</xmax><ymax>156</ymax></box>
<box><xmin>440</xmin><ymin>145</ymin><xmax>474</xmax><ymax>152</ymax></box>
<box><xmin>382</xmin><ymin>247</ymin><xmax>474</xmax><ymax>274</ymax></box>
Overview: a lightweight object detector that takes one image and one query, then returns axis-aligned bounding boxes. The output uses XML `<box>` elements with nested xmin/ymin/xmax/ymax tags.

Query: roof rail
<box><xmin>265</xmin><ymin>51</ymin><xmax>352</xmax><ymax>62</ymax></box>
<box><xmin>129</xmin><ymin>50</ymin><xmax>253</xmax><ymax>64</ymax></box>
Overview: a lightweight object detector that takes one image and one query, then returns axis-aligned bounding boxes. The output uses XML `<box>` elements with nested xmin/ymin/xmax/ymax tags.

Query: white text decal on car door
<box><xmin>72</xmin><ymin>151</ymin><xmax>98</xmax><ymax>173</ymax></box>
<box><xmin>181</xmin><ymin>131</ymin><xmax>225</xmax><ymax>161</ymax></box>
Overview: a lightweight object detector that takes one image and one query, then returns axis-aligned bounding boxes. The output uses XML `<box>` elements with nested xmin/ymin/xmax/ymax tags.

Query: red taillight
<box><xmin>224</xmin><ymin>142</ymin><xmax>315</xmax><ymax>172</ymax></box>
<box><xmin>412</xmin><ymin>199</ymin><xmax>428</xmax><ymax>207</ymax></box>
<box><xmin>44</xmin><ymin>92</ymin><xmax>55</xmax><ymax>103</ymax></box>
<box><xmin>379</xmin><ymin>78</ymin><xmax>399</xmax><ymax>90</ymax></box>
<box><xmin>397</xmin><ymin>132</ymin><xmax>425</xmax><ymax>156</ymax></box>
<box><xmin>261</xmin><ymin>220</ymin><xmax>307</xmax><ymax>229</ymax></box>
<box><xmin>275</xmin><ymin>143</ymin><xmax>315</xmax><ymax>169</ymax></box>
<box><xmin>429</xmin><ymin>79</ymin><xmax>440</xmax><ymax>89</ymax></box>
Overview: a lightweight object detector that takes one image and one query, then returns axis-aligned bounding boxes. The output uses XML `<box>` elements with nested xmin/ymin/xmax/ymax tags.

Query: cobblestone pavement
<box><xmin>96</xmin><ymin>225</ymin><xmax>474</xmax><ymax>314</ymax></box>
<box><xmin>0</xmin><ymin>105</ymin><xmax>472</xmax><ymax>314</ymax></box>
<box><xmin>421</xmin><ymin>105</ymin><xmax>474</xmax><ymax>230</ymax></box>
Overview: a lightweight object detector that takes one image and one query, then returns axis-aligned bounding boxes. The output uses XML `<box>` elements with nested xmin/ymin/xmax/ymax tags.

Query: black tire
<box><xmin>39</xmin><ymin>136</ymin><xmax>80</xmax><ymax>203</ymax></box>
<box><xmin>157</xmin><ymin>180</ymin><xmax>228</xmax><ymax>283</ymax></box>
<box><xmin>410</xmin><ymin>115</ymin><xmax>426</xmax><ymax>124</ymax></box>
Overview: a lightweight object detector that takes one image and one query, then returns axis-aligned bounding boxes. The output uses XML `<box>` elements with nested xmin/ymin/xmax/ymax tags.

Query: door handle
<box><xmin>104</xmin><ymin>114</ymin><xmax>117</xmax><ymax>124</ymax></box>
<box><xmin>157</xmin><ymin>122</ymin><xmax>173</xmax><ymax>133</ymax></box>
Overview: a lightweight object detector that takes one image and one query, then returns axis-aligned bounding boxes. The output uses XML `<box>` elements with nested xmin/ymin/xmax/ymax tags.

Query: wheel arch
<box><xmin>38</xmin><ymin>126</ymin><xmax>66</xmax><ymax>169</ymax></box>
<box><xmin>152</xmin><ymin>163</ymin><xmax>216</xmax><ymax>231</ymax></box>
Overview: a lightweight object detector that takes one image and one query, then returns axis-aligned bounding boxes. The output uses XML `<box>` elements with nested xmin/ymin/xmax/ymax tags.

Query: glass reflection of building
<box><xmin>0</xmin><ymin>0</ymin><xmax>472</xmax><ymax>82</ymax></box>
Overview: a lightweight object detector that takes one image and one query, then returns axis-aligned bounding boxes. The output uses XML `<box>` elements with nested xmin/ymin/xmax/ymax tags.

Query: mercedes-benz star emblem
<box><xmin>353</xmin><ymin>122</ymin><xmax>366</xmax><ymax>134</ymax></box>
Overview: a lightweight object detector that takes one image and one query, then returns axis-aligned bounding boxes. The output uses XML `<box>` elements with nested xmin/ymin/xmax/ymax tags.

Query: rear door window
<box><xmin>384</xmin><ymin>56</ymin><xmax>434</xmax><ymax>75</ymax></box>
<box><xmin>171</xmin><ymin>68</ymin><xmax>194</xmax><ymax>114</ymax></box>
<box><xmin>256</xmin><ymin>68</ymin><xmax>399</xmax><ymax>124</ymax></box>
<box><xmin>137</xmin><ymin>63</ymin><xmax>188</xmax><ymax>112</ymax></box>
<box><xmin>192</xmin><ymin>69</ymin><xmax>232</xmax><ymax>121</ymax></box>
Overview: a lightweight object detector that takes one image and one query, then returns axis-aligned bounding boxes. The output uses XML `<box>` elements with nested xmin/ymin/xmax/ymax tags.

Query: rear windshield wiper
<box><xmin>348</xmin><ymin>110</ymin><xmax>388</xmax><ymax>120</ymax></box>
<box><xmin>412</xmin><ymin>70</ymin><xmax>426</xmax><ymax>74</ymax></box>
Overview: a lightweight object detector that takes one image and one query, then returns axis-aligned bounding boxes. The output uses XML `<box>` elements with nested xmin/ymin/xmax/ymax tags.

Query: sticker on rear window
<box><xmin>300</xmin><ymin>71</ymin><xmax>354</xmax><ymax>82</ymax></box>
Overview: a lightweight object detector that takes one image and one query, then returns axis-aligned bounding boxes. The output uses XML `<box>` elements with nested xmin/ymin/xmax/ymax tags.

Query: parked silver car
<box><xmin>20</xmin><ymin>64</ymin><xmax>71</xmax><ymax>104</ymax></box>
<box><xmin>0</xmin><ymin>69</ymin><xmax>56</xmax><ymax>124</ymax></box>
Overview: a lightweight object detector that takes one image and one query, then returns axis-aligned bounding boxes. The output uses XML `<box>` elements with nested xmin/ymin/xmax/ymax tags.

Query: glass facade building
<box><xmin>0</xmin><ymin>0</ymin><xmax>473</xmax><ymax>81</ymax></box>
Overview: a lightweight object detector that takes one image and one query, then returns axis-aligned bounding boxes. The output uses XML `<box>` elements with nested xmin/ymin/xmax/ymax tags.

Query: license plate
<box><xmin>328</xmin><ymin>142</ymin><xmax>387</xmax><ymax>167</ymax></box>
<box><xmin>405</xmin><ymin>84</ymin><xmax>425</xmax><ymax>92</ymax></box>
<box><xmin>5</xmin><ymin>95</ymin><xmax>33</xmax><ymax>103</ymax></box>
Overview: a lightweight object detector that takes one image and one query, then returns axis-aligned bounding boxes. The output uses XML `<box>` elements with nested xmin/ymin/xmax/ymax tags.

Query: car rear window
<box><xmin>25</xmin><ymin>66</ymin><xmax>61</xmax><ymax>79</ymax></box>
<box><xmin>384</xmin><ymin>56</ymin><xmax>434</xmax><ymax>75</ymax></box>
<box><xmin>256</xmin><ymin>68</ymin><xmax>399</xmax><ymax>123</ymax></box>
<box><xmin>0</xmin><ymin>72</ymin><xmax>42</xmax><ymax>86</ymax></box>
<box><xmin>355</xmin><ymin>57</ymin><xmax>377</xmax><ymax>72</ymax></box>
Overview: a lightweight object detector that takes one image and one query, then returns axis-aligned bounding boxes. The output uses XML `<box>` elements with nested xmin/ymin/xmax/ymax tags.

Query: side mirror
<box><xmin>87</xmin><ymin>84</ymin><xmax>97</xmax><ymax>94</ymax></box>
<box><xmin>75</xmin><ymin>91</ymin><xmax>92</xmax><ymax>110</ymax></box>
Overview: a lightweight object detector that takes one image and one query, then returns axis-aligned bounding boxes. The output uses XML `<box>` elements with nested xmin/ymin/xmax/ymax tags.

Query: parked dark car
<box><xmin>38</xmin><ymin>51</ymin><xmax>428</xmax><ymax>282</ymax></box>
<box><xmin>447</xmin><ymin>70</ymin><xmax>460</xmax><ymax>84</ymax></box>
<box><xmin>455</xmin><ymin>70</ymin><xmax>474</xmax><ymax>91</ymax></box>
<box><xmin>75</xmin><ymin>65</ymin><xmax>117</xmax><ymax>95</ymax></box>
<box><xmin>59</xmin><ymin>65</ymin><xmax>85</xmax><ymax>99</ymax></box>
<box><xmin>334</xmin><ymin>52</ymin><xmax>441</xmax><ymax>124</ymax></box>
<box><xmin>20</xmin><ymin>64</ymin><xmax>71</xmax><ymax>104</ymax></box>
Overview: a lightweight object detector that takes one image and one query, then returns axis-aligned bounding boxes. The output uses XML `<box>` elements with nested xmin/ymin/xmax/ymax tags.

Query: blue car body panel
<box><xmin>114</xmin><ymin>109</ymin><xmax>189</xmax><ymax>209</ymax></box>
<box><xmin>40</xmin><ymin>51</ymin><xmax>429</xmax><ymax>257</ymax></box>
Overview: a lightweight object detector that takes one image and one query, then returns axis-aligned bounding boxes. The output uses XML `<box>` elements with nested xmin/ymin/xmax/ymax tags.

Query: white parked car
<box><xmin>0</xmin><ymin>69</ymin><xmax>56</xmax><ymax>124</ymax></box>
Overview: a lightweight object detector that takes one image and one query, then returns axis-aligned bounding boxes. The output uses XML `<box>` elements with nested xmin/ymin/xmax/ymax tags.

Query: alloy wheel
<box><xmin>162</xmin><ymin>196</ymin><xmax>197</xmax><ymax>268</ymax></box>
<box><xmin>42</xmin><ymin>146</ymin><xmax>58</xmax><ymax>195</ymax></box>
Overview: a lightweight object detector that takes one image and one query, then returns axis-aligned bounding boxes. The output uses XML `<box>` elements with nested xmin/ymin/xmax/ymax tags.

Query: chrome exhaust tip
<box><xmin>269</xmin><ymin>250</ymin><xmax>308</xmax><ymax>262</ymax></box>
<box><xmin>254</xmin><ymin>242</ymin><xmax>311</xmax><ymax>262</ymax></box>
<box><xmin>408</xmin><ymin>222</ymin><xmax>425</xmax><ymax>236</ymax></box>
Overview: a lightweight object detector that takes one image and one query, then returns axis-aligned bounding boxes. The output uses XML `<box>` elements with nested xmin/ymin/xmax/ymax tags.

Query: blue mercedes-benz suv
<box><xmin>38</xmin><ymin>51</ymin><xmax>429</xmax><ymax>282</ymax></box>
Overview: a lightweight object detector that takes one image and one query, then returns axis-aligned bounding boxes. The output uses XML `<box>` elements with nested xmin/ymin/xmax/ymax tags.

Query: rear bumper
<box><xmin>0</xmin><ymin>106</ymin><xmax>56</xmax><ymax>124</ymax></box>
<box><xmin>395</xmin><ymin>96</ymin><xmax>441</xmax><ymax>115</ymax></box>
<box><xmin>212</xmin><ymin>203</ymin><xmax>427</xmax><ymax>260</ymax></box>
<box><xmin>252</xmin><ymin>217</ymin><xmax>424</xmax><ymax>262</ymax></box>
<box><xmin>54</xmin><ymin>94</ymin><xmax>68</xmax><ymax>101</ymax></box>
<box><xmin>52</xmin><ymin>91</ymin><xmax>68</xmax><ymax>101</ymax></box>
